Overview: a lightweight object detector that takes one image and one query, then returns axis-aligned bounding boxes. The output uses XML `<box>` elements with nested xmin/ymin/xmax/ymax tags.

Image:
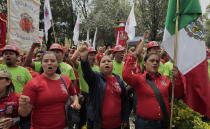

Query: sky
<box><xmin>200</xmin><ymin>0</ymin><xmax>210</xmax><ymax>13</ymax></box>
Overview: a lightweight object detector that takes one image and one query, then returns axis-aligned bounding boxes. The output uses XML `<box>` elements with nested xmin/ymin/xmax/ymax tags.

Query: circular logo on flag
<box><xmin>19</xmin><ymin>13</ymin><xmax>35</xmax><ymax>33</ymax></box>
<box><xmin>184</xmin><ymin>17</ymin><xmax>204</xmax><ymax>41</ymax></box>
<box><xmin>45</xmin><ymin>7</ymin><xmax>49</xmax><ymax>17</ymax></box>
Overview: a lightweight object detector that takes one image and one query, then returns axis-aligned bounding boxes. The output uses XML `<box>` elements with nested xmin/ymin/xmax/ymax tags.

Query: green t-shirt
<box><xmin>76</xmin><ymin>63</ymin><xmax>99</xmax><ymax>93</ymax></box>
<box><xmin>34</xmin><ymin>62</ymin><xmax>76</xmax><ymax>80</ymax></box>
<box><xmin>112</xmin><ymin>60</ymin><xmax>125</xmax><ymax>79</ymax></box>
<box><xmin>163</xmin><ymin>61</ymin><xmax>173</xmax><ymax>81</ymax></box>
<box><xmin>208</xmin><ymin>59</ymin><xmax>210</xmax><ymax>81</ymax></box>
<box><xmin>0</xmin><ymin>64</ymin><xmax>32</xmax><ymax>94</ymax></box>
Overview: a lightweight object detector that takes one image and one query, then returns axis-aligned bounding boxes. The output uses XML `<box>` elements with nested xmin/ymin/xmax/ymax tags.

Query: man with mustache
<box><xmin>112</xmin><ymin>45</ymin><xmax>125</xmax><ymax>79</ymax></box>
<box><xmin>0</xmin><ymin>45</ymin><xmax>32</xmax><ymax>94</ymax></box>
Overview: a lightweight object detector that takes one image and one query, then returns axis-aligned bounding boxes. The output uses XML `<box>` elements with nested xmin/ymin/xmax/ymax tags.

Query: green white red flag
<box><xmin>162</xmin><ymin>0</ymin><xmax>210</xmax><ymax>118</ymax></box>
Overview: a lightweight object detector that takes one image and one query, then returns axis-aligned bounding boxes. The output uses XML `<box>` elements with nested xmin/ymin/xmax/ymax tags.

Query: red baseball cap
<box><xmin>49</xmin><ymin>43</ymin><xmax>64</xmax><ymax>53</ymax></box>
<box><xmin>88</xmin><ymin>47</ymin><xmax>97</xmax><ymax>53</ymax></box>
<box><xmin>146</xmin><ymin>41</ymin><xmax>160</xmax><ymax>50</ymax></box>
<box><xmin>113</xmin><ymin>45</ymin><xmax>125</xmax><ymax>54</ymax></box>
<box><xmin>3</xmin><ymin>45</ymin><xmax>20</xmax><ymax>55</ymax></box>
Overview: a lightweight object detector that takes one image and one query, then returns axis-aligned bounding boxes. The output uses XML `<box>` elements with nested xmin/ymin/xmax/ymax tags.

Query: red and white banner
<box><xmin>7</xmin><ymin>0</ymin><xmax>40</xmax><ymax>52</ymax></box>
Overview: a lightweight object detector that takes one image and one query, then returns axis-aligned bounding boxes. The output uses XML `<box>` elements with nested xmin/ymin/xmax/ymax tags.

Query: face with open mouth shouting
<box><xmin>3</xmin><ymin>51</ymin><xmax>18</xmax><ymax>67</ymax></box>
<box><xmin>99</xmin><ymin>55</ymin><xmax>113</xmax><ymax>76</ymax></box>
<box><xmin>41</xmin><ymin>53</ymin><xmax>59</xmax><ymax>76</ymax></box>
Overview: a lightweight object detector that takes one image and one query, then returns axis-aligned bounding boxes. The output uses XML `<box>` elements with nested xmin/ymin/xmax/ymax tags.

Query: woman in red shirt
<box><xmin>123</xmin><ymin>52</ymin><xmax>185</xmax><ymax>129</ymax></box>
<box><xmin>18</xmin><ymin>51</ymin><xmax>80</xmax><ymax>129</ymax></box>
<box><xmin>0</xmin><ymin>68</ymin><xmax>20</xmax><ymax>129</ymax></box>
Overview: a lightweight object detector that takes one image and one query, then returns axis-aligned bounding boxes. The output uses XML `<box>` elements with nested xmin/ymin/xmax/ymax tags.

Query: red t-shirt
<box><xmin>101</xmin><ymin>76</ymin><xmax>122</xmax><ymax>129</ymax></box>
<box><xmin>25</xmin><ymin>67</ymin><xmax>39</xmax><ymax>78</ymax></box>
<box><xmin>22</xmin><ymin>74</ymin><xmax>77</xmax><ymax>129</ymax></box>
<box><xmin>0</xmin><ymin>92</ymin><xmax>20</xmax><ymax>129</ymax></box>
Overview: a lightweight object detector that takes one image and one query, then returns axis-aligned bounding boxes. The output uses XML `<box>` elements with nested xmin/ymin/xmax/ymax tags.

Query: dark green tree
<box><xmin>136</xmin><ymin>0</ymin><xmax>168</xmax><ymax>41</ymax></box>
<box><xmin>80</xmin><ymin>0</ymin><xmax>131</xmax><ymax>47</ymax></box>
<box><xmin>204</xmin><ymin>4</ymin><xmax>210</xmax><ymax>47</ymax></box>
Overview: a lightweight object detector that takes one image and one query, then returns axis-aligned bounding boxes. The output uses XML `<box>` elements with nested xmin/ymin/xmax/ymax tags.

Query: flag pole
<box><xmin>51</xmin><ymin>20</ymin><xmax>56</xmax><ymax>43</ymax></box>
<box><xmin>169</xmin><ymin>0</ymin><xmax>179</xmax><ymax>128</ymax></box>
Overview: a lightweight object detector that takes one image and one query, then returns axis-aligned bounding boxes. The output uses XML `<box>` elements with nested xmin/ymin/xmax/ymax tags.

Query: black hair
<box><xmin>6</xmin><ymin>78</ymin><xmax>15</xmax><ymax>93</ymax></box>
<box><xmin>39</xmin><ymin>51</ymin><xmax>61</xmax><ymax>74</ymax></box>
<box><xmin>35</xmin><ymin>50</ymin><xmax>44</xmax><ymax>57</ymax></box>
<box><xmin>141</xmin><ymin>52</ymin><xmax>160</xmax><ymax>73</ymax></box>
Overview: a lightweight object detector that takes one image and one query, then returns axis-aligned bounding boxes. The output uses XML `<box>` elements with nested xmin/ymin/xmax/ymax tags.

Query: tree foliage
<box><xmin>136</xmin><ymin>0</ymin><xmax>168</xmax><ymax>41</ymax></box>
<box><xmin>0</xmin><ymin>0</ymin><xmax>7</xmax><ymax>13</ymax></box>
<box><xmin>80</xmin><ymin>0</ymin><xmax>131</xmax><ymax>47</ymax></box>
<box><xmin>204</xmin><ymin>4</ymin><xmax>210</xmax><ymax>47</ymax></box>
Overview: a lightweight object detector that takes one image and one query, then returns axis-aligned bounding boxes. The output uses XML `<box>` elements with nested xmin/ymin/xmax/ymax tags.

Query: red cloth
<box><xmin>96</xmin><ymin>53</ymin><xmax>104</xmax><ymax>65</ymax></box>
<box><xmin>25</xmin><ymin>67</ymin><xmax>39</xmax><ymax>78</ymax></box>
<box><xmin>0</xmin><ymin>13</ymin><xmax>7</xmax><ymax>49</ymax></box>
<box><xmin>0</xmin><ymin>92</ymin><xmax>20</xmax><ymax>129</ymax></box>
<box><xmin>184</xmin><ymin>59</ymin><xmax>210</xmax><ymax>118</ymax></box>
<box><xmin>115</xmin><ymin>26</ymin><xmax>127</xmax><ymax>47</ymax></box>
<box><xmin>123</xmin><ymin>54</ymin><xmax>185</xmax><ymax>120</ymax></box>
<box><xmin>101</xmin><ymin>76</ymin><xmax>122</xmax><ymax>129</ymax></box>
<box><xmin>22</xmin><ymin>74</ymin><xmax>77</xmax><ymax>129</ymax></box>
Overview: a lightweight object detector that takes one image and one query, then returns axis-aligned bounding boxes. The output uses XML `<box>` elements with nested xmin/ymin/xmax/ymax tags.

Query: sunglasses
<box><xmin>0</xmin><ymin>77</ymin><xmax>8</xmax><ymax>80</ymax></box>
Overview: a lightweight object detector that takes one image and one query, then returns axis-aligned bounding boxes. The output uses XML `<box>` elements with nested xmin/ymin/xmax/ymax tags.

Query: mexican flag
<box><xmin>162</xmin><ymin>0</ymin><xmax>210</xmax><ymax>118</ymax></box>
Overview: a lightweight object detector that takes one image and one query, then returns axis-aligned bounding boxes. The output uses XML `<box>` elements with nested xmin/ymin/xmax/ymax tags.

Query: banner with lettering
<box><xmin>7</xmin><ymin>0</ymin><xmax>40</xmax><ymax>52</ymax></box>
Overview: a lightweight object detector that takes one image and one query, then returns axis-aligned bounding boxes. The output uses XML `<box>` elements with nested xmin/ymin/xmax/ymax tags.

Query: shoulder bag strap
<box><xmin>146</xmin><ymin>79</ymin><xmax>169</xmax><ymax>122</ymax></box>
<box><xmin>60</xmin><ymin>74</ymin><xmax>72</xmax><ymax>102</ymax></box>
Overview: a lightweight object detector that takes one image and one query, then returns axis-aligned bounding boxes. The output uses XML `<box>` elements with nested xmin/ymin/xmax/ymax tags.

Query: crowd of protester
<box><xmin>0</xmin><ymin>30</ymin><xmax>209</xmax><ymax>129</ymax></box>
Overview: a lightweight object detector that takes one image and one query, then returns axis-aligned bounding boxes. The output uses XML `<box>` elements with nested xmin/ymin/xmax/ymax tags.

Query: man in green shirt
<box><xmin>112</xmin><ymin>45</ymin><xmax>125</xmax><ymax>79</ymax></box>
<box><xmin>24</xmin><ymin>43</ymin><xmax>77</xmax><ymax>87</ymax></box>
<box><xmin>0</xmin><ymin>45</ymin><xmax>32</xmax><ymax>94</ymax></box>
